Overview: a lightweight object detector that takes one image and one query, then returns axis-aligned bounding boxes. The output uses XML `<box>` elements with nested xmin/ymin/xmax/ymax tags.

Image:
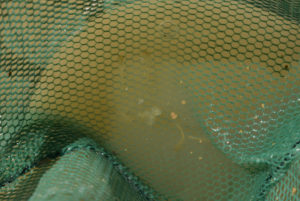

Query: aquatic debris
<box><xmin>170</xmin><ymin>112</ymin><xmax>178</xmax><ymax>119</ymax></box>
<box><xmin>138</xmin><ymin>106</ymin><xmax>162</xmax><ymax>125</ymax></box>
<box><xmin>174</xmin><ymin>124</ymin><xmax>185</xmax><ymax>151</ymax></box>
<box><xmin>188</xmin><ymin>136</ymin><xmax>203</xmax><ymax>144</ymax></box>
<box><xmin>292</xmin><ymin>187</ymin><xmax>297</xmax><ymax>195</ymax></box>
<box><xmin>137</xmin><ymin>98</ymin><xmax>144</xmax><ymax>105</ymax></box>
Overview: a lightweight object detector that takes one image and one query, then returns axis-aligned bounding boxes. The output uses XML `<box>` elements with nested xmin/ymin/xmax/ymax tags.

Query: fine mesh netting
<box><xmin>0</xmin><ymin>0</ymin><xmax>299</xmax><ymax>201</ymax></box>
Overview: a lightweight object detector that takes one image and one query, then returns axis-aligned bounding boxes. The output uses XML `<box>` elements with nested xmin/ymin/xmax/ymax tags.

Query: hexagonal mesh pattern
<box><xmin>0</xmin><ymin>0</ymin><xmax>299</xmax><ymax>201</ymax></box>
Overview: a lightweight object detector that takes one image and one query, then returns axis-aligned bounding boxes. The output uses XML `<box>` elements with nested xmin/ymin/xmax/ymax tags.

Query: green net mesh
<box><xmin>0</xmin><ymin>0</ymin><xmax>299</xmax><ymax>200</ymax></box>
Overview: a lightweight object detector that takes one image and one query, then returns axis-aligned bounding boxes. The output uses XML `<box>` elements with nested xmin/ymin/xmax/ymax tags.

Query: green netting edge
<box><xmin>245</xmin><ymin>0</ymin><xmax>300</xmax><ymax>23</ymax></box>
<box><xmin>0</xmin><ymin>117</ymin><xmax>166</xmax><ymax>201</ymax></box>
<box><xmin>61</xmin><ymin>137</ymin><xmax>165</xmax><ymax>201</ymax></box>
<box><xmin>186</xmin><ymin>61</ymin><xmax>300</xmax><ymax>201</ymax></box>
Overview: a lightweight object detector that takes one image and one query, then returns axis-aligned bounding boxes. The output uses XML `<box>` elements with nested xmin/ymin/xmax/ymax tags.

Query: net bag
<box><xmin>0</xmin><ymin>0</ymin><xmax>299</xmax><ymax>200</ymax></box>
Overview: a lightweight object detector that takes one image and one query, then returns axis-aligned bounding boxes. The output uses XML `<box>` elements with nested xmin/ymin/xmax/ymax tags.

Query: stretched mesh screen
<box><xmin>0</xmin><ymin>0</ymin><xmax>299</xmax><ymax>200</ymax></box>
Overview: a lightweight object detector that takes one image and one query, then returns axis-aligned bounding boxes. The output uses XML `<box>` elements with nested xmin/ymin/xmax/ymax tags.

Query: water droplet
<box><xmin>158</xmin><ymin>20</ymin><xmax>179</xmax><ymax>40</ymax></box>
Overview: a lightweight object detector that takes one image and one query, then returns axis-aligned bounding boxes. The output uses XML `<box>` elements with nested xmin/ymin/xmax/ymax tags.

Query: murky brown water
<box><xmin>28</xmin><ymin>0</ymin><xmax>299</xmax><ymax>200</ymax></box>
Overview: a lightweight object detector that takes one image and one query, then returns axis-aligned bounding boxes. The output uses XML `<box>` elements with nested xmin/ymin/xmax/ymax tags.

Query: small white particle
<box><xmin>211</xmin><ymin>127</ymin><xmax>220</xmax><ymax>132</ymax></box>
<box><xmin>138</xmin><ymin>98</ymin><xmax>144</xmax><ymax>105</ymax></box>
